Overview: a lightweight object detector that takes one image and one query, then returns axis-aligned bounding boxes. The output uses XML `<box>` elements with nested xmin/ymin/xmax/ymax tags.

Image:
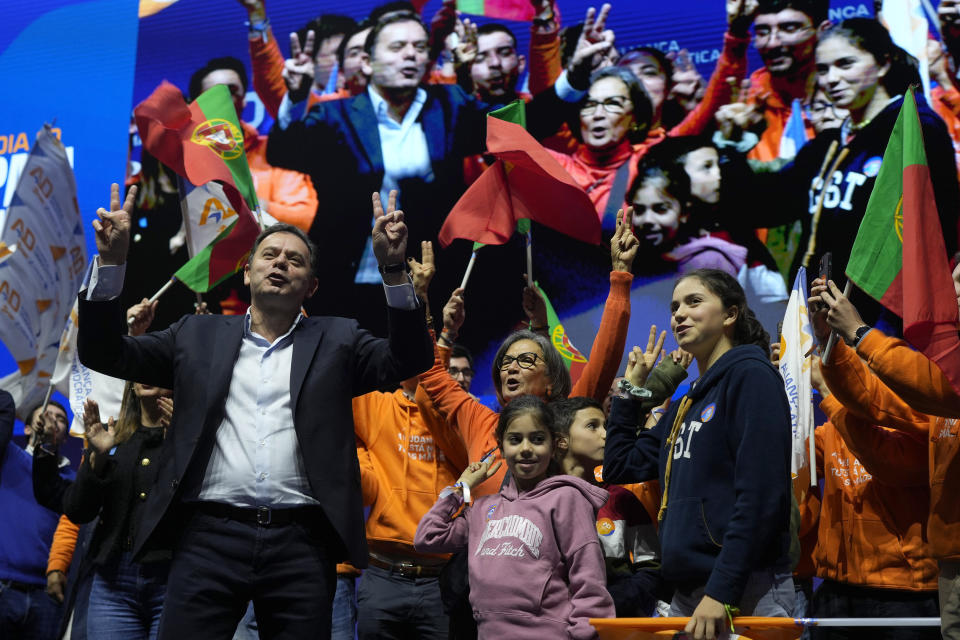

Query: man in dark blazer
<box><xmin>267</xmin><ymin>10</ymin><xmax>615</xmax><ymax>339</ymax></box>
<box><xmin>77</xmin><ymin>184</ymin><xmax>432</xmax><ymax>639</ymax></box>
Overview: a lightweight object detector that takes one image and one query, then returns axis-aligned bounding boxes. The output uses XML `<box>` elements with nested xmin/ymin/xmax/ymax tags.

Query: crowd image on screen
<box><xmin>6</xmin><ymin>1</ymin><xmax>960</xmax><ymax>640</ymax></box>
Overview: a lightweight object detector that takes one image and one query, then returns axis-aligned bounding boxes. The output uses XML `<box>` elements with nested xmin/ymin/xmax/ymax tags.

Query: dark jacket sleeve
<box><xmin>77</xmin><ymin>295</ymin><xmax>182</xmax><ymax>390</ymax></box>
<box><xmin>704</xmin><ymin>362</ymin><xmax>791</xmax><ymax>605</ymax></box>
<box><xmin>603</xmin><ymin>396</ymin><xmax>666</xmax><ymax>484</ymax></box>
<box><xmin>62</xmin><ymin>456</ymin><xmax>114</xmax><ymax>525</ymax></box>
<box><xmin>0</xmin><ymin>390</ymin><xmax>13</xmax><ymax>471</ymax></box>
<box><xmin>350</xmin><ymin>305</ymin><xmax>433</xmax><ymax>397</ymax></box>
<box><xmin>32</xmin><ymin>451</ymin><xmax>73</xmax><ymax>513</ymax></box>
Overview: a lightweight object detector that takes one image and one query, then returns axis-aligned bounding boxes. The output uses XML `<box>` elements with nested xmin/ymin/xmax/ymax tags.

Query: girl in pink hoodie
<box><xmin>414</xmin><ymin>395</ymin><xmax>615</xmax><ymax>639</ymax></box>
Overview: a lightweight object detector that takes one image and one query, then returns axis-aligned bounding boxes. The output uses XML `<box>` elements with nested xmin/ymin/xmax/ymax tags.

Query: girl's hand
<box><xmin>669</xmin><ymin>348</ymin><xmax>693</xmax><ymax>369</ymax></box>
<box><xmin>685</xmin><ymin>594</ymin><xmax>727</xmax><ymax>640</ymax></box>
<box><xmin>157</xmin><ymin>396</ymin><xmax>174</xmax><ymax>429</ymax></box>
<box><xmin>84</xmin><ymin>399</ymin><xmax>117</xmax><ymax>457</ymax></box>
<box><xmin>457</xmin><ymin>458</ymin><xmax>503</xmax><ymax>490</ymax></box>
<box><xmin>625</xmin><ymin>326</ymin><xmax>666</xmax><ymax>388</ymax></box>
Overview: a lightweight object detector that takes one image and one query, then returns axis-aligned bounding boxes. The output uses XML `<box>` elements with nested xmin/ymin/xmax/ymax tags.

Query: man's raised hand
<box><xmin>283</xmin><ymin>30</ymin><xmax>316</xmax><ymax>103</ymax></box>
<box><xmin>93</xmin><ymin>183</ymin><xmax>136</xmax><ymax>266</ymax></box>
<box><xmin>371</xmin><ymin>191</ymin><xmax>409</xmax><ymax>284</ymax></box>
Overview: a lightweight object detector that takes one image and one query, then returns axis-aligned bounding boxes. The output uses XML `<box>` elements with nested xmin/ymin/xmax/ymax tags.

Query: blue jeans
<box><xmin>86</xmin><ymin>553</ymin><xmax>168</xmax><ymax>640</ymax></box>
<box><xmin>0</xmin><ymin>580</ymin><xmax>63</xmax><ymax>640</ymax></box>
<box><xmin>233</xmin><ymin>576</ymin><xmax>357</xmax><ymax>640</ymax></box>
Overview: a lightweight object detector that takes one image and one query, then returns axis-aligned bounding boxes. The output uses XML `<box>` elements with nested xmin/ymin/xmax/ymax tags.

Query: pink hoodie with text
<box><xmin>415</xmin><ymin>474</ymin><xmax>614</xmax><ymax>639</ymax></box>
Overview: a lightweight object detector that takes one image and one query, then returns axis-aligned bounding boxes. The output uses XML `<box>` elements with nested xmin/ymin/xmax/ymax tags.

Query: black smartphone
<box><xmin>818</xmin><ymin>252</ymin><xmax>832</xmax><ymax>284</ymax></box>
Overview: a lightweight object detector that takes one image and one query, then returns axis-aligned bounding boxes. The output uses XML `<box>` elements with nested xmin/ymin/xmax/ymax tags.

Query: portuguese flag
<box><xmin>537</xmin><ymin>281</ymin><xmax>588</xmax><ymax>382</ymax></box>
<box><xmin>845</xmin><ymin>88</ymin><xmax>960</xmax><ymax>393</ymax></box>
<box><xmin>456</xmin><ymin>0</ymin><xmax>535</xmax><ymax>21</ymax></box>
<box><xmin>135</xmin><ymin>82</ymin><xmax>261</xmax><ymax>292</ymax></box>
<box><xmin>438</xmin><ymin>100</ymin><xmax>600</xmax><ymax>247</ymax></box>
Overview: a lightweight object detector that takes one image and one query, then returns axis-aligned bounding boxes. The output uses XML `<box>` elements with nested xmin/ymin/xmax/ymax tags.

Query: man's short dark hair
<box><xmin>27</xmin><ymin>400</ymin><xmax>68</xmax><ymax>426</ymax></box>
<box><xmin>369</xmin><ymin>1</ymin><xmax>417</xmax><ymax>23</ymax></box>
<box><xmin>297</xmin><ymin>14</ymin><xmax>357</xmax><ymax>56</ymax></box>
<box><xmin>250</xmin><ymin>223</ymin><xmax>319</xmax><ymax>277</ymax></box>
<box><xmin>188</xmin><ymin>57</ymin><xmax>249</xmax><ymax>102</ymax></box>
<box><xmin>756</xmin><ymin>0</ymin><xmax>829</xmax><ymax>26</ymax></box>
<box><xmin>336</xmin><ymin>19</ymin><xmax>373</xmax><ymax>67</ymax></box>
<box><xmin>450</xmin><ymin>343</ymin><xmax>474</xmax><ymax>370</ymax></box>
<box><xmin>476</xmin><ymin>23</ymin><xmax>518</xmax><ymax>49</ymax></box>
<box><xmin>550</xmin><ymin>396</ymin><xmax>603</xmax><ymax>438</ymax></box>
<box><xmin>364</xmin><ymin>11</ymin><xmax>428</xmax><ymax>56</ymax></box>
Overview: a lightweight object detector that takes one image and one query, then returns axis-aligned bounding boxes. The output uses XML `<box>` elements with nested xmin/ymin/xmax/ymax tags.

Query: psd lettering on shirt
<box><xmin>475</xmin><ymin>514</ymin><xmax>544</xmax><ymax>559</ymax></box>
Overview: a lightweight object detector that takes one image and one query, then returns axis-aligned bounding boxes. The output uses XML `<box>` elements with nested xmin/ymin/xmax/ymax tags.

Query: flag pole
<box><xmin>808</xmin><ymin>424</ymin><xmax>817</xmax><ymax>487</ymax></box>
<box><xmin>525</xmin><ymin>230</ymin><xmax>533</xmax><ymax>288</ymax></box>
<box><xmin>460</xmin><ymin>251</ymin><xmax>477</xmax><ymax>291</ymax></box>
<box><xmin>175</xmin><ymin>176</ymin><xmax>205</xmax><ymax>308</ymax></box>
<box><xmin>821</xmin><ymin>281</ymin><xmax>852</xmax><ymax>365</ymax></box>
<box><xmin>126</xmin><ymin>276</ymin><xmax>179</xmax><ymax>327</ymax></box>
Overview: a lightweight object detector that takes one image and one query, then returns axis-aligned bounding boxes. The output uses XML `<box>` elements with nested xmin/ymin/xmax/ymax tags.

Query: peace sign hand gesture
<box><xmin>93</xmin><ymin>183</ymin><xmax>137</xmax><ymax>266</ymax></box>
<box><xmin>283</xmin><ymin>30</ymin><xmax>315</xmax><ymax>103</ymax></box>
<box><xmin>371</xmin><ymin>191</ymin><xmax>409</xmax><ymax>284</ymax></box>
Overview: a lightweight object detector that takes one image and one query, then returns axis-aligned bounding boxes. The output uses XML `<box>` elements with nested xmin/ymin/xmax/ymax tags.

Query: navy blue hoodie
<box><xmin>603</xmin><ymin>344</ymin><xmax>792</xmax><ymax>606</ymax></box>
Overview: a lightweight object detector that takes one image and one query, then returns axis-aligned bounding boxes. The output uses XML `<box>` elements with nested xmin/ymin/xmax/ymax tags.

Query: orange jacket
<box><xmin>417</xmin><ymin>270</ymin><xmax>632</xmax><ymax>496</ymax></box>
<box><xmin>931</xmin><ymin>85</ymin><xmax>960</xmax><ymax>182</ymax></box>
<box><xmin>353</xmin><ymin>388</ymin><xmax>467</xmax><ymax>557</ymax></box>
<box><xmin>242</xmin><ymin>122</ymin><xmax>319</xmax><ymax>232</ymax></box>
<box><xmin>746</xmin><ymin>66</ymin><xmax>817</xmax><ymax>162</ymax></box>
<box><xmin>810</xmin><ymin>394</ymin><xmax>936</xmax><ymax>590</ymax></box>
<box><xmin>248</xmin><ymin>28</ymin><xmax>337</xmax><ymax>118</ymax></box>
<box><xmin>822</xmin><ymin>335</ymin><xmax>960</xmax><ymax>561</ymax></box>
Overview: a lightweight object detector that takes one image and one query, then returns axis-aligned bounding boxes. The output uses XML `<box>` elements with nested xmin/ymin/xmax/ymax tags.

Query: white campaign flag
<box><xmin>778</xmin><ymin>267</ymin><xmax>816</xmax><ymax>485</ymax></box>
<box><xmin>0</xmin><ymin>126</ymin><xmax>87</xmax><ymax>420</ymax></box>
<box><xmin>169</xmin><ymin>179</ymin><xmax>273</xmax><ymax>256</ymax></box>
<box><xmin>881</xmin><ymin>0</ymin><xmax>931</xmax><ymax>104</ymax></box>
<box><xmin>51</xmin><ymin>300</ymin><xmax>125</xmax><ymax>435</ymax></box>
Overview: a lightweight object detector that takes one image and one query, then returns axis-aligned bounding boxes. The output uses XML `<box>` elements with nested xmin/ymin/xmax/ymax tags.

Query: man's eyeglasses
<box><xmin>753</xmin><ymin>23</ymin><xmax>814</xmax><ymax>45</ymax></box>
<box><xmin>498</xmin><ymin>352</ymin><xmax>542</xmax><ymax>370</ymax></box>
<box><xmin>580</xmin><ymin>97</ymin><xmax>632</xmax><ymax>115</ymax></box>
<box><xmin>448</xmin><ymin>366</ymin><xmax>475</xmax><ymax>379</ymax></box>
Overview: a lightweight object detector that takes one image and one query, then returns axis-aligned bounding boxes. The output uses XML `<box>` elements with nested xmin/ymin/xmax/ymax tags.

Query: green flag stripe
<box><xmin>174</xmin><ymin>220</ymin><xmax>235</xmax><ymax>292</ymax></box>
<box><xmin>845</xmin><ymin>91</ymin><xmax>918</xmax><ymax>299</ymax></box>
<box><xmin>456</xmin><ymin>0</ymin><xmax>485</xmax><ymax>14</ymax></box>
<box><xmin>194</xmin><ymin>85</ymin><xmax>260</xmax><ymax>212</ymax></box>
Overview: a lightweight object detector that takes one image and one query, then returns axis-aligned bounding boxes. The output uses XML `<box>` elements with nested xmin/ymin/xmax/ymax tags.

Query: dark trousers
<box><xmin>156</xmin><ymin>507</ymin><xmax>338</xmax><ymax>640</ymax></box>
<box><xmin>357</xmin><ymin>565</ymin><xmax>448</xmax><ymax>639</ymax></box>
<box><xmin>809</xmin><ymin>580</ymin><xmax>941</xmax><ymax>640</ymax></box>
<box><xmin>0</xmin><ymin>580</ymin><xmax>62</xmax><ymax>640</ymax></box>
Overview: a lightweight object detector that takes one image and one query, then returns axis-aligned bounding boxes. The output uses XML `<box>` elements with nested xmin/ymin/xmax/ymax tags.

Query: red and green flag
<box><xmin>439</xmin><ymin>100</ymin><xmax>600</xmax><ymax>247</ymax></box>
<box><xmin>537</xmin><ymin>281</ymin><xmax>588</xmax><ymax>383</ymax></box>
<box><xmin>134</xmin><ymin>82</ymin><xmax>261</xmax><ymax>292</ymax></box>
<box><xmin>845</xmin><ymin>88</ymin><xmax>960</xmax><ymax>393</ymax></box>
<box><xmin>456</xmin><ymin>0</ymin><xmax>535</xmax><ymax>21</ymax></box>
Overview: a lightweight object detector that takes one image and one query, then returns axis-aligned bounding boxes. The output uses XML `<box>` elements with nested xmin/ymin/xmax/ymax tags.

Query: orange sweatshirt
<box><xmin>46</xmin><ymin>515</ymin><xmax>79</xmax><ymax>576</ymax></box>
<box><xmin>746</xmin><ymin>66</ymin><xmax>817</xmax><ymax>162</ymax></box>
<box><xmin>417</xmin><ymin>270</ymin><xmax>632</xmax><ymax>496</ymax></box>
<box><xmin>810</xmin><ymin>395</ymin><xmax>937</xmax><ymax>591</ymax></box>
<box><xmin>353</xmin><ymin>388</ymin><xmax>466</xmax><ymax>558</ymax></box>
<box><xmin>242</xmin><ymin>122</ymin><xmax>319</xmax><ymax>232</ymax></box>
<box><xmin>822</xmin><ymin>335</ymin><xmax>960</xmax><ymax>561</ymax></box>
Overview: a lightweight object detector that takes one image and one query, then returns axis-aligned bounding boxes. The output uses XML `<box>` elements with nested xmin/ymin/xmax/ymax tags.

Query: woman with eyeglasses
<box><xmin>747</xmin><ymin>19</ymin><xmax>959</xmax><ymax>320</ymax></box>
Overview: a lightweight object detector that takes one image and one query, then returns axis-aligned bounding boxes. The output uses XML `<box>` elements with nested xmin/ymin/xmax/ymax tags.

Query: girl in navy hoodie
<box><xmin>604</xmin><ymin>269</ymin><xmax>794</xmax><ymax>640</ymax></box>
<box><xmin>415</xmin><ymin>395</ymin><xmax>615</xmax><ymax>639</ymax></box>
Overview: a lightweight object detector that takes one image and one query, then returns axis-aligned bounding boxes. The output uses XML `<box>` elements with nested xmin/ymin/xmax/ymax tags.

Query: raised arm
<box><xmin>571</xmin><ymin>209</ymin><xmax>637</xmax><ymax>400</ymax></box>
<box><xmin>236</xmin><ymin>0</ymin><xmax>288</xmax><ymax>118</ymax></box>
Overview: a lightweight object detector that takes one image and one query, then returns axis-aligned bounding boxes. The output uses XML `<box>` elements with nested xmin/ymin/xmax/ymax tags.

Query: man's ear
<box><xmin>361</xmin><ymin>55</ymin><xmax>374</xmax><ymax>77</ymax></box>
<box><xmin>556</xmin><ymin>435</ymin><xmax>569</xmax><ymax>451</ymax></box>
<box><xmin>305</xmin><ymin>276</ymin><xmax>319</xmax><ymax>299</ymax></box>
<box><xmin>517</xmin><ymin>54</ymin><xmax>527</xmax><ymax>76</ymax></box>
<box><xmin>243</xmin><ymin>261</ymin><xmax>251</xmax><ymax>287</ymax></box>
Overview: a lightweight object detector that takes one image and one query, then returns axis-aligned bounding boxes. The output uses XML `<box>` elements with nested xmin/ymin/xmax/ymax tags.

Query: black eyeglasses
<box><xmin>498</xmin><ymin>352</ymin><xmax>542</xmax><ymax>370</ymax></box>
<box><xmin>580</xmin><ymin>97</ymin><xmax>632</xmax><ymax>115</ymax></box>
